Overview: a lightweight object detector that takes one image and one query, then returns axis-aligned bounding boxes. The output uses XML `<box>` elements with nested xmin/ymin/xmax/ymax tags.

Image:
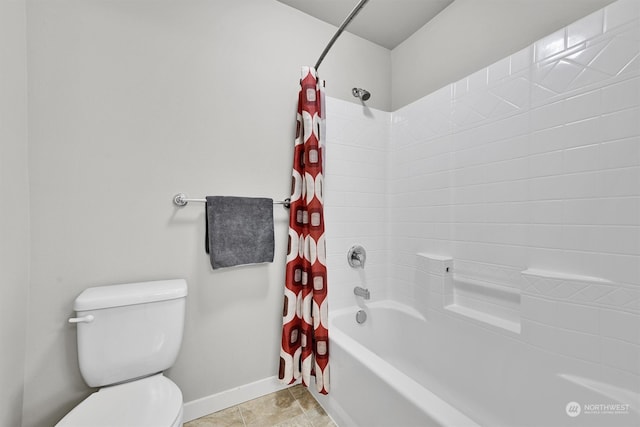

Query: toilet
<box><xmin>56</xmin><ymin>279</ymin><xmax>188</xmax><ymax>427</ymax></box>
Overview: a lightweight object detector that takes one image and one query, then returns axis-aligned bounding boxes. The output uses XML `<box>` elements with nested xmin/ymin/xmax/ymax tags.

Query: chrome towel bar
<box><xmin>173</xmin><ymin>193</ymin><xmax>290</xmax><ymax>209</ymax></box>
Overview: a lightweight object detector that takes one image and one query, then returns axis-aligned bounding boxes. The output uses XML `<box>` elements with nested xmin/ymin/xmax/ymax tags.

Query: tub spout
<box><xmin>354</xmin><ymin>286</ymin><xmax>370</xmax><ymax>300</ymax></box>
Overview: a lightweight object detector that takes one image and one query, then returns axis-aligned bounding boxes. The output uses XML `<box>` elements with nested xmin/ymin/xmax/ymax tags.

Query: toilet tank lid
<box><xmin>73</xmin><ymin>279</ymin><xmax>188</xmax><ymax>311</ymax></box>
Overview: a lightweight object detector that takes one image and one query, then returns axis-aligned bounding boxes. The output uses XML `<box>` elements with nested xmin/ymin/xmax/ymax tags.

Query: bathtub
<box><xmin>311</xmin><ymin>300</ymin><xmax>640</xmax><ymax>427</ymax></box>
<box><xmin>311</xmin><ymin>301</ymin><xmax>478</xmax><ymax>427</ymax></box>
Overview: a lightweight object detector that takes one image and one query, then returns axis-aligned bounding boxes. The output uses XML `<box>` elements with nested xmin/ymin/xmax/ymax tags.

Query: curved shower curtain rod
<box><xmin>314</xmin><ymin>0</ymin><xmax>370</xmax><ymax>70</ymax></box>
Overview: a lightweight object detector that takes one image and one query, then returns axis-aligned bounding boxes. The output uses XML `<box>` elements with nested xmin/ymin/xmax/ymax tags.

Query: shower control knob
<box><xmin>347</xmin><ymin>245</ymin><xmax>366</xmax><ymax>268</ymax></box>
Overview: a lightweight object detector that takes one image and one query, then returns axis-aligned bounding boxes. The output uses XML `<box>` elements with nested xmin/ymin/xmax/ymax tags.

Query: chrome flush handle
<box><xmin>68</xmin><ymin>315</ymin><xmax>94</xmax><ymax>324</ymax></box>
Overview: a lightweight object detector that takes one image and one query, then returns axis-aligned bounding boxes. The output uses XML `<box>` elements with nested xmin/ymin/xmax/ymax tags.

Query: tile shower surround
<box><xmin>323</xmin><ymin>0</ymin><xmax>639</xmax><ymax>382</ymax></box>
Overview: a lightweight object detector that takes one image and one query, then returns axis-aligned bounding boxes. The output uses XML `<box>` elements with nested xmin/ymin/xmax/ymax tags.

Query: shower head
<box><xmin>352</xmin><ymin>87</ymin><xmax>371</xmax><ymax>101</ymax></box>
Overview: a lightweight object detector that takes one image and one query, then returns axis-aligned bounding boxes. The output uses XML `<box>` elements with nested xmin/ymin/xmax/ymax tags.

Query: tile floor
<box><xmin>185</xmin><ymin>385</ymin><xmax>336</xmax><ymax>427</ymax></box>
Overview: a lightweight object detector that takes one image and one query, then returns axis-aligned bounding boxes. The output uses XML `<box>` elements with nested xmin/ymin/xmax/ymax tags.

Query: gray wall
<box><xmin>21</xmin><ymin>1</ymin><xmax>389</xmax><ymax>426</ymax></box>
<box><xmin>0</xmin><ymin>0</ymin><xmax>29</xmax><ymax>426</ymax></box>
<box><xmin>391</xmin><ymin>0</ymin><xmax>617</xmax><ymax>110</ymax></box>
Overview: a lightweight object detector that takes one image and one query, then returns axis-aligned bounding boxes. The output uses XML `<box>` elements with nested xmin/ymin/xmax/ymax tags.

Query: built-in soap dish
<box><xmin>444</xmin><ymin>275</ymin><xmax>521</xmax><ymax>334</ymax></box>
<box><xmin>415</xmin><ymin>253</ymin><xmax>522</xmax><ymax>333</ymax></box>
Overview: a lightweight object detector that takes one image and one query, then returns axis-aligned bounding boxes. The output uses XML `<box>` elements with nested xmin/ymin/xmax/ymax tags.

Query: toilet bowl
<box><xmin>56</xmin><ymin>374</ymin><xmax>183</xmax><ymax>427</ymax></box>
<box><xmin>56</xmin><ymin>279</ymin><xmax>188</xmax><ymax>427</ymax></box>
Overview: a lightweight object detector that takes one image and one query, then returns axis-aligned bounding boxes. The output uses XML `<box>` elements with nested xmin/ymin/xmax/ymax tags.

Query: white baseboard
<box><xmin>182</xmin><ymin>376</ymin><xmax>294</xmax><ymax>422</ymax></box>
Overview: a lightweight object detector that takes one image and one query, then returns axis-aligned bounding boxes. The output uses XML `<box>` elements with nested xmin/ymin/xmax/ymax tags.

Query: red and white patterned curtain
<box><xmin>279</xmin><ymin>66</ymin><xmax>329</xmax><ymax>394</ymax></box>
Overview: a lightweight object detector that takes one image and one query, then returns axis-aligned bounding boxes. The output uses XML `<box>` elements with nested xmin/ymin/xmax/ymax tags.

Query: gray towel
<box><xmin>205</xmin><ymin>196</ymin><xmax>274</xmax><ymax>269</ymax></box>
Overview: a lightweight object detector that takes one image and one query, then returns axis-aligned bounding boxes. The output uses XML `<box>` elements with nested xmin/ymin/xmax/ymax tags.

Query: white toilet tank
<box><xmin>72</xmin><ymin>279</ymin><xmax>188</xmax><ymax>388</ymax></box>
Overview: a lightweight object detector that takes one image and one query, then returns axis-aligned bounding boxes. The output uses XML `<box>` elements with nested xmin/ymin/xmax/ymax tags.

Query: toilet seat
<box><xmin>55</xmin><ymin>374</ymin><xmax>183</xmax><ymax>427</ymax></box>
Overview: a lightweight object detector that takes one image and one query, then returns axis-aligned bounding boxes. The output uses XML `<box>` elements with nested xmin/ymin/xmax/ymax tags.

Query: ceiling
<box><xmin>276</xmin><ymin>0</ymin><xmax>454</xmax><ymax>50</ymax></box>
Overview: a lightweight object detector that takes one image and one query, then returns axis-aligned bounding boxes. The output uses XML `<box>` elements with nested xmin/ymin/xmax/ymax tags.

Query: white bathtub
<box><xmin>311</xmin><ymin>300</ymin><xmax>640</xmax><ymax>427</ymax></box>
<box><xmin>311</xmin><ymin>301</ymin><xmax>478</xmax><ymax>427</ymax></box>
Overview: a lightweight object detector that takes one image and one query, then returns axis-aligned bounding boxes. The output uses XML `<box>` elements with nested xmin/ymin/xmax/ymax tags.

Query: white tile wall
<box><xmin>324</xmin><ymin>97</ymin><xmax>390</xmax><ymax>309</ymax></box>
<box><xmin>324</xmin><ymin>0</ymin><xmax>640</xmax><ymax>378</ymax></box>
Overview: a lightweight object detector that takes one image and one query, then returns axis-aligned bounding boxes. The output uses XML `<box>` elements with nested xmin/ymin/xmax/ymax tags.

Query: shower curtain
<box><xmin>279</xmin><ymin>66</ymin><xmax>329</xmax><ymax>394</ymax></box>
